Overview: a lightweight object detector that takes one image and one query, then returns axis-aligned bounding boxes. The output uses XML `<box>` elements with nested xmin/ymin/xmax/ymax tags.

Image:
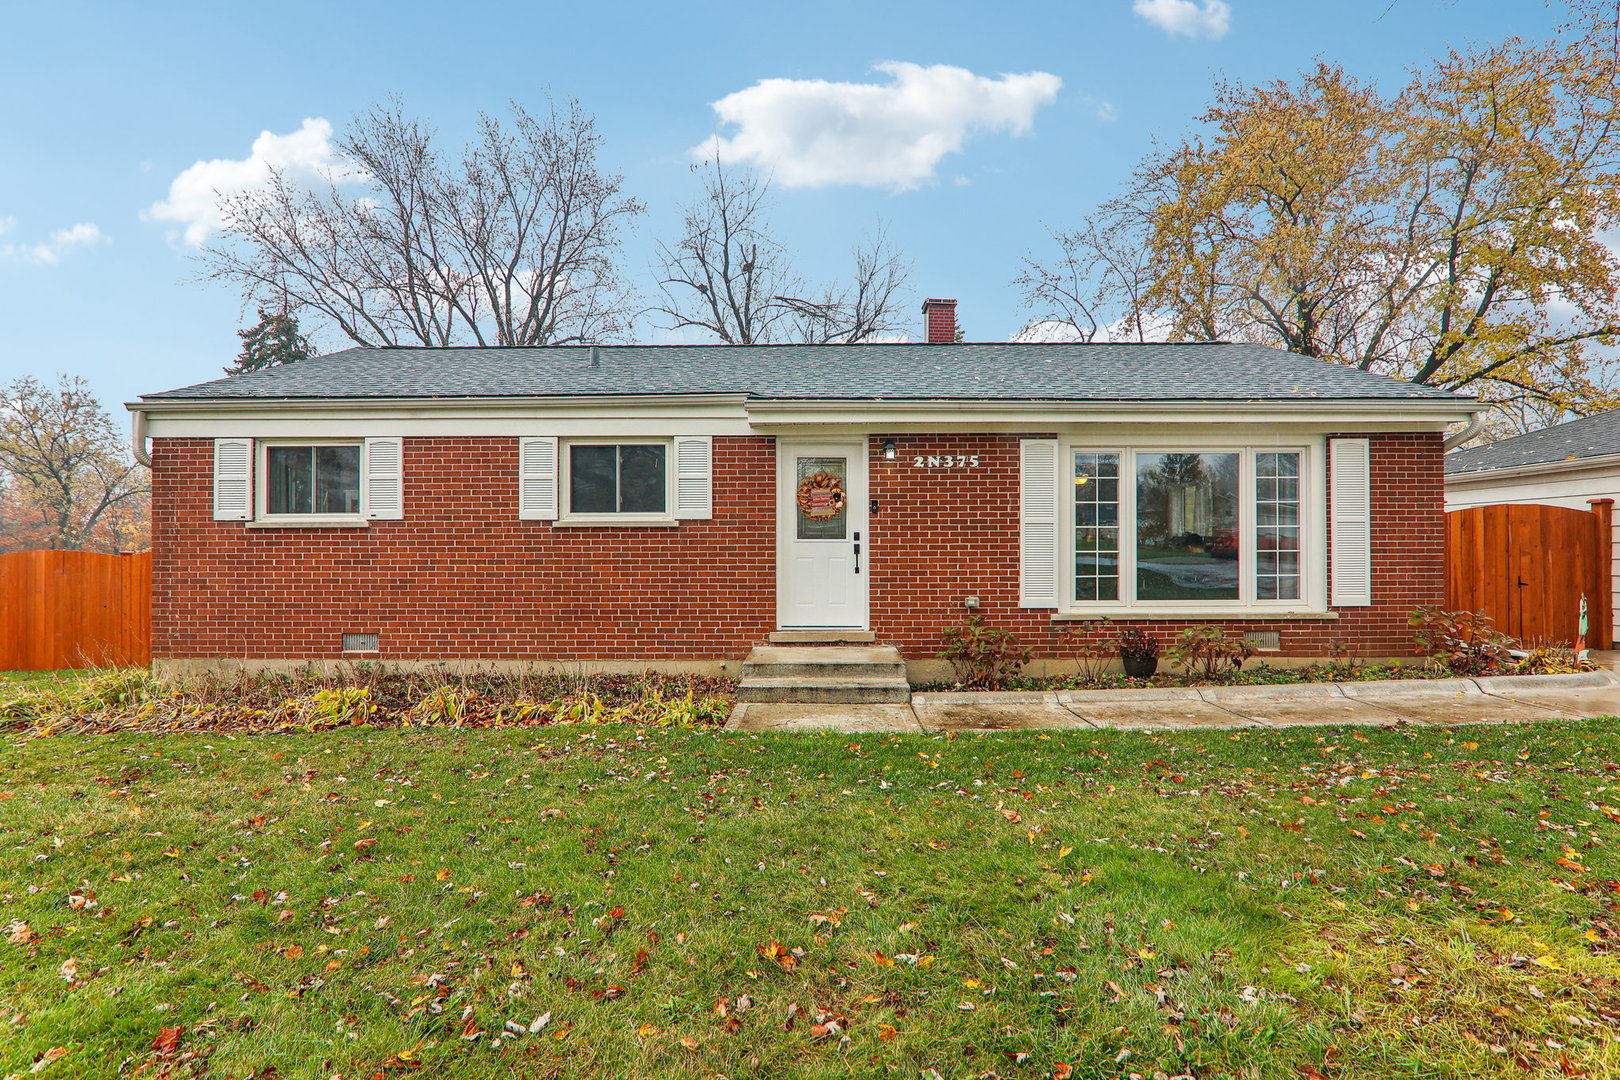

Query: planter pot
<box><xmin>1121</xmin><ymin>654</ymin><xmax>1158</xmax><ymax>679</ymax></box>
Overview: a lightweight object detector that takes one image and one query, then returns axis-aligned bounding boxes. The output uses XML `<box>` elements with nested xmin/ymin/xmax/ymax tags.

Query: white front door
<box><xmin>777</xmin><ymin>440</ymin><xmax>868</xmax><ymax>629</ymax></box>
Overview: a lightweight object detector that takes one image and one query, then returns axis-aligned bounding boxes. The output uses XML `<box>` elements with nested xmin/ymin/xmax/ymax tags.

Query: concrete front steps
<box><xmin>737</xmin><ymin>645</ymin><xmax>910</xmax><ymax>704</ymax></box>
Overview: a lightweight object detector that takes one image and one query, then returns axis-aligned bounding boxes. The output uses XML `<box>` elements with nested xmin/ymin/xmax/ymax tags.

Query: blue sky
<box><xmin>0</xmin><ymin>0</ymin><xmax>1559</xmax><ymax>418</ymax></box>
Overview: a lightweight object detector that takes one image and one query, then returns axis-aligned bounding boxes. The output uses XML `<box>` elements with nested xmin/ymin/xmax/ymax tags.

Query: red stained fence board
<box><xmin>0</xmin><ymin>550</ymin><xmax>151</xmax><ymax>670</ymax></box>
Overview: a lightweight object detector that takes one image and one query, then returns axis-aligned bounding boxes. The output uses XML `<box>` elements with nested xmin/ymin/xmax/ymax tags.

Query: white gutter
<box><xmin>130</xmin><ymin>408</ymin><xmax>151</xmax><ymax>467</ymax></box>
<box><xmin>1442</xmin><ymin>411</ymin><xmax>1486</xmax><ymax>452</ymax></box>
<box><xmin>125</xmin><ymin>392</ymin><xmax>751</xmax><ymax>417</ymax></box>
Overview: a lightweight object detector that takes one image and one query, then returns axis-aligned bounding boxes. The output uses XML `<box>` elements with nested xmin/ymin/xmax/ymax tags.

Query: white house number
<box><xmin>911</xmin><ymin>454</ymin><xmax>981</xmax><ymax>468</ymax></box>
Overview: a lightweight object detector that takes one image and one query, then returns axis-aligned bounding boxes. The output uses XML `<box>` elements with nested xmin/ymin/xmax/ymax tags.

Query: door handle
<box><xmin>853</xmin><ymin>531</ymin><xmax>861</xmax><ymax>574</ymax></box>
<box><xmin>1517</xmin><ymin>578</ymin><xmax>1529</xmax><ymax>588</ymax></box>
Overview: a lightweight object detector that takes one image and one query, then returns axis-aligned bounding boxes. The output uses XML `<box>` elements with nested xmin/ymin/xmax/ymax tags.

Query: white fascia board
<box><xmin>135</xmin><ymin>393</ymin><xmax>755</xmax><ymax>438</ymax></box>
<box><xmin>744</xmin><ymin>397</ymin><xmax>1478</xmax><ymax>431</ymax></box>
<box><xmin>1444</xmin><ymin>451</ymin><xmax>1620</xmax><ymax>487</ymax></box>
<box><xmin>131</xmin><ymin>391</ymin><xmax>1478</xmax><ymax>439</ymax></box>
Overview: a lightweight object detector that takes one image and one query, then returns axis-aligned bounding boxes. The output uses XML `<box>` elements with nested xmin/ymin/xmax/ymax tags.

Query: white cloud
<box><xmin>1011</xmin><ymin>319</ymin><xmax>1089</xmax><ymax>343</ymax></box>
<box><xmin>1133</xmin><ymin>0</ymin><xmax>1232</xmax><ymax>40</ymax></box>
<box><xmin>0</xmin><ymin>220</ymin><xmax>108</xmax><ymax>264</ymax></box>
<box><xmin>1012</xmin><ymin>310</ymin><xmax>1177</xmax><ymax>343</ymax></box>
<box><xmin>695</xmin><ymin>61</ymin><xmax>1063</xmax><ymax>191</ymax></box>
<box><xmin>1082</xmin><ymin>96</ymin><xmax>1119</xmax><ymax>122</ymax></box>
<box><xmin>144</xmin><ymin>117</ymin><xmax>359</xmax><ymax>246</ymax></box>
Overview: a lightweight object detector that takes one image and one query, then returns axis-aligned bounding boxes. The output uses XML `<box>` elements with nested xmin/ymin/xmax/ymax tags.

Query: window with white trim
<box><xmin>561</xmin><ymin>440</ymin><xmax>670</xmax><ymax>520</ymax></box>
<box><xmin>259</xmin><ymin>441</ymin><xmax>363</xmax><ymax>519</ymax></box>
<box><xmin>1066</xmin><ymin>445</ymin><xmax>1314</xmax><ymax>611</ymax></box>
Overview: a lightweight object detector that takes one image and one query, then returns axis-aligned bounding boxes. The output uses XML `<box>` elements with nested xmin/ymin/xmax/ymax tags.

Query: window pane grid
<box><xmin>1068</xmin><ymin>448</ymin><xmax>1307</xmax><ymax>608</ymax></box>
<box><xmin>1073</xmin><ymin>452</ymin><xmax>1120</xmax><ymax>602</ymax></box>
<box><xmin>1254</xmin><ymin>452</ymin><xmax>1301</xmax><ymax>600</ymax></box>
<box><xmin>569</xmin><ymin>444</ymin><xmax>667</xmax><ymax>515</ymax></box>
<box><xmin>266</xmin><ymin>444</ymin><xmax>360</xmax><ymax>516</ymax></box>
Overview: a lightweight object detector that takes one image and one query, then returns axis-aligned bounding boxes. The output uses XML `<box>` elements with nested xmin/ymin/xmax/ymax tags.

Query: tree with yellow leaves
<box><xmin>1019</xmin><ymin>4</ymin><xmax>1620</xmax><ymax>427</ymax></box>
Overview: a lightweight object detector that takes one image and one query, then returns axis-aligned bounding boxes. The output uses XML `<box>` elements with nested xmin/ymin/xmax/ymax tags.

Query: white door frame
<box><xmin>775</xmin><ymin>438</ymin><xmax>870</xmax><ymax>629</ymax></box>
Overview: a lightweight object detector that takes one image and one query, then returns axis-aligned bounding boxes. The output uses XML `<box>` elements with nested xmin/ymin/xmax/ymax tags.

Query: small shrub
<box><xmin>1062</xmin><ymin>628</ymin><xmax>1117</xmax><ymax>681</ymax></box>
<box><xmin>1166</xmin><ymin>625</ymin><xmax>1256</xmax><ymax>680</ymax></box>
<box><xmin>1409</xmin><ymin>607</ymin><xmax>1515</xmax><ymax>676</ymax></box>
<box><xmin>1114</xmin><ymin>628</ymin><xmax>1161</xmax><ymax>664</ymax></box>
<box><xmin>940</xmin><ymin>617</ymin><xmax>1032</xmax><ymax>690</ymax></box>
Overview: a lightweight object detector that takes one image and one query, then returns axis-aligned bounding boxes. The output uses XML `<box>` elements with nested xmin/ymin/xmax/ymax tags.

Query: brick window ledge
<box><xmin>245</xmin><ymin>518</ymin><xmax>371</xmax><ymax>530</ymax></box>
<box><xmin>1051</xmin><ymin>610</ymin><xmax>1341</xmax><ymax>622</ymax></box>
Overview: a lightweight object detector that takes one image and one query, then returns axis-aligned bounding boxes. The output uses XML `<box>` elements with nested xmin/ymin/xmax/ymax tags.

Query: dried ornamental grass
<box><xmin>0</xmin><ymin>667</ymin><xmax>735</xmax><ymax>735</ymax></box>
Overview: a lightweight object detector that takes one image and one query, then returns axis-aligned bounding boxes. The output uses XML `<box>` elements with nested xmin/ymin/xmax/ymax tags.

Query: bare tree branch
<box><xmin>651</xmin><ymin>161</ymin><xmax>911</xmax><ymax>344</ymax></box>
<box><xmin>199</xmin><ymin>97</ymin><xmax>643</xmax><ymax>348</ymax></box>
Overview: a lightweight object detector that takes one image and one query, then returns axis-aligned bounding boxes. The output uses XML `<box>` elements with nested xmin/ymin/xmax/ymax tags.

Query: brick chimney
<box><xmin>921</xmin><ymin>298</ymin><xmax>957</xmax><ymax>344</ymax></box>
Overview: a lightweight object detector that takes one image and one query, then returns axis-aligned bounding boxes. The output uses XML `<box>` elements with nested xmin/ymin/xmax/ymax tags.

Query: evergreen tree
<box><xmin>227</xmin><ymin>308</ymin><xmax>314</xmax><ymax>376</ymax></box>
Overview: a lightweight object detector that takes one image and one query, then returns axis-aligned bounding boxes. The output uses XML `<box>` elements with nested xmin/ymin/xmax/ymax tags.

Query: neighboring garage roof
<box><xmin>1446</xmin><ymin>410</ymin><xmax>1620</xmax><ymax>475</ymax></box>
<box><xmin>140</xmin><ymin>342</ymin><xmax>1471</xmax><ymax>405</ymax></box>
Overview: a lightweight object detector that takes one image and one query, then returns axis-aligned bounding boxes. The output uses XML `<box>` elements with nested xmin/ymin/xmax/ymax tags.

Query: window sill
<box><xmin>246</xmin><ymin>517</ymin><xmax>370</xmax><ymax>530</ymax></box>
<box><xmin>552</xmin><ymin>516</ymin><xmax>680</xmax><ymax>528</ymax></box>
<box><xmin>1052</xmin><ymin>609</ymin><xmax>1339</xmax><ymax>622</ymax></box>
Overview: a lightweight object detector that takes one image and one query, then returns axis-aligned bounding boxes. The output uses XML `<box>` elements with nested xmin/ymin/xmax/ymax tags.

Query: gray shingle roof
<box><xmin>141</xmin><ymin>342</ymin><xmax>1470</xmax><ymax>404</ymax></box>
<box><xmin>1446</xmin><ymin>410</ymin><xmax>1620</xmax><ymax>475</ymax></box>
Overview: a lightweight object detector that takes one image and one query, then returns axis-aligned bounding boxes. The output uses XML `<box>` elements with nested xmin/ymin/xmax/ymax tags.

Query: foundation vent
<box><xmin>342</xmin><ymin>633</ymin><xmax>380</xmax><ymax>653</ymax></box>
<box><xmin>1243</xmin><ymin>630</ymin><xmax>1281</xmax><ymax>651</ymax></box>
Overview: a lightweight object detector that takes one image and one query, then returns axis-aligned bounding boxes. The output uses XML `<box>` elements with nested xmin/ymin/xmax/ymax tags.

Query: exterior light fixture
<box><xmin>882</xmin><ymin>439</ymin><xmax>897</xmax><ymax>460</ymax></box>
<box><xmin>963</xmin><ymin>595</ymin><xmax>981</xmax><ymax>610</ymax></box>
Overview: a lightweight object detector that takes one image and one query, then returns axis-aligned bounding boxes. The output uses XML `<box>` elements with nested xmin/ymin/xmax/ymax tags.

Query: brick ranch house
<box><xmin>129</xmin><ymin>300</ymin><xmax>1479</xmax><ymax>680</ymax></box>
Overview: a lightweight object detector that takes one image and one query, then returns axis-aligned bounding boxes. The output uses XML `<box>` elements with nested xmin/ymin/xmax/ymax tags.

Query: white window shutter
<box><xmin>1329</xmin><ymin>438</ymin><xmax>1372</xmax><ymax>607</ymax></box>
<box><xmin>364</xmin><ymin>437</ymin><xmax>404</xmax><ymax>520</ymax></box>
<box><xmin>518</xmin><ymin>437</ymin><xmax>559</xmax><ymax>521</ymax></box>
<box><xmin>213</xmin><ymin>438</ymin><xmax>253</xmax><ymax>521</ymax></box>
<box><xmin>673</xmin><ymin>436</ymin><xmax>713</xmax><ymax>520</ymax></box>
<box><xmin>1019</xmin><ymin>438</ymin><xmax>1061</xmax><ymax>608</ymax></box>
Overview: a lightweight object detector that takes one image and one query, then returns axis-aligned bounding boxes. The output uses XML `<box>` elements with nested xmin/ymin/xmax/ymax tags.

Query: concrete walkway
<box><xmin>724</xmin><ymin>670</ymin><xmax>1620</xmax><ymax>733</ymax></box>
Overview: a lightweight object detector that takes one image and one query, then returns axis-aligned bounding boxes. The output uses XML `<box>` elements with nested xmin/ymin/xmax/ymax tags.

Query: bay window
<box><xmin>1067</xmin><ymin>445</ymin><xmax>1313</xmax><ymax>610</ymax></box>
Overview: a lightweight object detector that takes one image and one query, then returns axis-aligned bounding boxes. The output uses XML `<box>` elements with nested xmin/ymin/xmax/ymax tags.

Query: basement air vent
<box><xmin>342</xmin><ymin>633</ymin><xmax>380</xmax><ymax>654</ymax></box>
<box><xmin>1243</xmin><ymin>630</ymin><xmax>1281</xmax><ymax>651</ymax></box>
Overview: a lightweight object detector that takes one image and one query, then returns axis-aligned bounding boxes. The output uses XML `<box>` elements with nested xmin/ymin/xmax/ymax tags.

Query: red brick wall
<box><xmin>922</xmin><ymin>299</ymin><xmax>958</xmax><ymax>344</ymax></box>
<box><xmin>151</xmin><ymin>431</ymin><xmax>1444</xmax><ymax>662</ymax></box>
<box><xmin>150</xmin><ymin>436</ymin><xmax>776</xmax><ymax>660</ymax></box>
<box><xmin>868</xmin><ymin>432</ymin><xmax>1444</xmax><ymax>659</ymax></box>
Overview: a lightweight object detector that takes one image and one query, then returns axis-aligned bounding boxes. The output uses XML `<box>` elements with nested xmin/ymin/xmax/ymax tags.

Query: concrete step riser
<box><xmin>738</xmin><ymin>645</ymin><xmax>910</xmax><ymax>704</ymax></box>
<box><xmin>743</xmin><ymin>662</ymin><xmax>908</xmax><ymax>680</ymax></box>
<box><xmin>738</xmin><ymin>684</ymin><xmax>912</xmax><ymax>704</ymax></box>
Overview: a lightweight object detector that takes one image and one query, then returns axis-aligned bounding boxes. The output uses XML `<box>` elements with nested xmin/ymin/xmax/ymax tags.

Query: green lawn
<box><xmin>4</xmin><ymin>721</ymin><xmax>1620</xmax><ymax>1079</ymax></box>
<box><xmin>0</xmin><ymin>671</ymin><xmax>97</xmax><ymax>694</ymax></box>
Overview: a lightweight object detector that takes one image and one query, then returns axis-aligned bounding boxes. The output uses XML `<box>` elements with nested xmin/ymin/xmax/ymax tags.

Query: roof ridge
<box><xmin>362</xmin><ymin>340</ymin><xmax>1242</xmax><ymax>351</ymax></box>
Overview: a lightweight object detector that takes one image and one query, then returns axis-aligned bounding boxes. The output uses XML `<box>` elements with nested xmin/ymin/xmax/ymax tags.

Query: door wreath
<box><xmin>796</xmin><ymin>470</ymin><xmax>846</xmax><ymax>519</ymax></box>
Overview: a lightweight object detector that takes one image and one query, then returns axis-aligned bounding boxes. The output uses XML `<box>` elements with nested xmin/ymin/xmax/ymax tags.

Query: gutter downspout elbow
<box><xmin>1443</xmin><ymin>411</ymin><xmax>1485</xmax><ymax>452</ymax></box>
<box><xmin>130</xmin><ymin>409</ymin><xmax>152</xmax><ymax>468</ymax></box>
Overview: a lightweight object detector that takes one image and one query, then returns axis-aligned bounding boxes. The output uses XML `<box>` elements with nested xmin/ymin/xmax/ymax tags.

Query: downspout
<box><xmin>1442</xmin><ymin>411</ymin><xmax>1485</xmax><ymax>452</ymax></box>
<box><xmin>130</xmin><ymin>408</ymin><xmax>152</xmax><ymax>467</ymax></box>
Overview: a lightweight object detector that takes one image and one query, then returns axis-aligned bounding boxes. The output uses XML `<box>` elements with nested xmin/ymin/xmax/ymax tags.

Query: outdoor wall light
<box><xmin>882</xmin><ymin>439</ymin><xmax>897</xmax><ymax>460</ymax></box>
<box><xmin>963</xmin><ymin>595</ymin><xmax>981</xmax><ymax>610</ymax></box>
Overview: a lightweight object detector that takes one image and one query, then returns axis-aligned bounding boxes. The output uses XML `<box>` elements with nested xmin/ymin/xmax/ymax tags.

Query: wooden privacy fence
<box><xmin>0</xmin><ymin>550</ymin><xmax>151</xmax><ymax>670</ymax></box>
<box><xmin>1445</xmin><ymin>500</ymin><xmax>1613</xmax><ymax>651</ymax></box>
